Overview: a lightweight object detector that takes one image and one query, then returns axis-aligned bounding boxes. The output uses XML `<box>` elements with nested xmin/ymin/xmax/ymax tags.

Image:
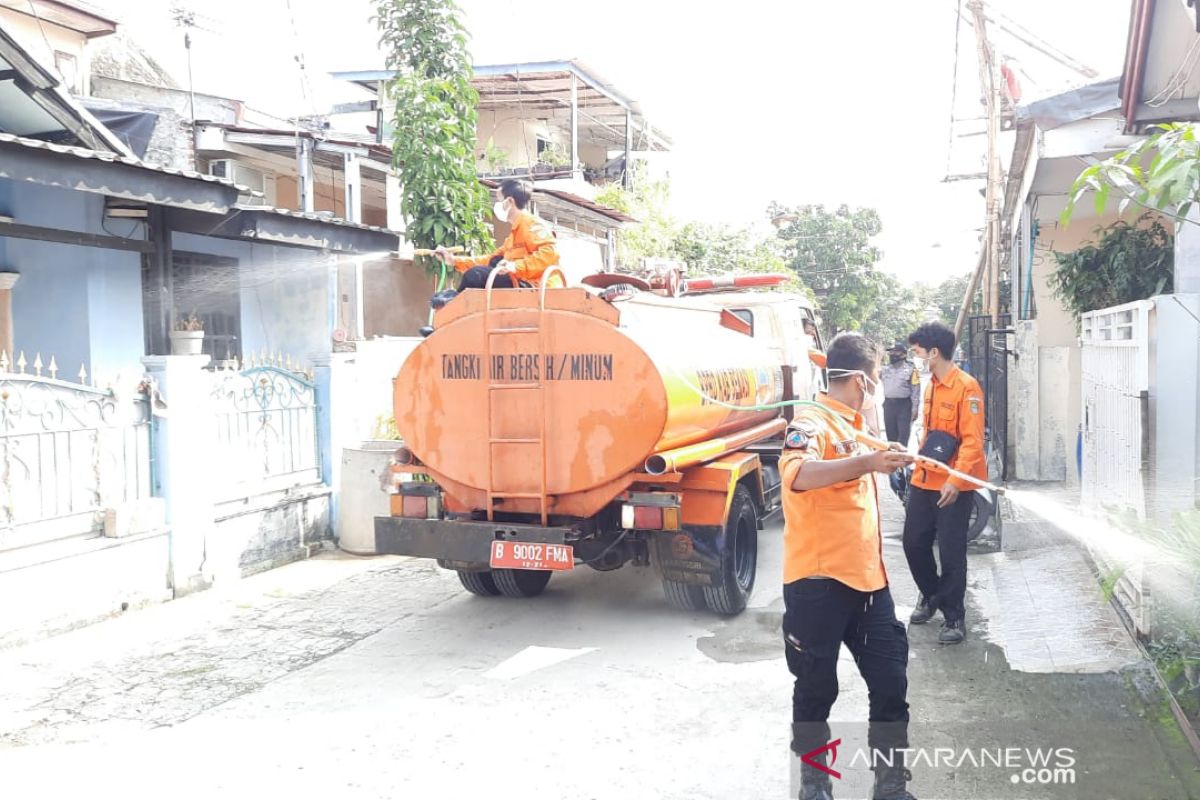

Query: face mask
<box><xmin>860</xmin><ymin>374</ymin><xmax>879</xmax><ymax>399</ymax></box>
<box><xmin>493</xmin><ymin>200</ymin><xmax>509</xmax><ymax>220</ymax></box>
<box><xmin>889</xmin><ymin>354</ymin><xmax>904</xmax><ymax>364</ymax></box>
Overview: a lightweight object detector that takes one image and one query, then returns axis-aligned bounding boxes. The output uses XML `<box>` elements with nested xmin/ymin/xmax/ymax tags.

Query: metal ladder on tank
<box><xmin>482</xmin><ymin>267</ymin><xmax>565</xmax><ymax>526</ymax></box>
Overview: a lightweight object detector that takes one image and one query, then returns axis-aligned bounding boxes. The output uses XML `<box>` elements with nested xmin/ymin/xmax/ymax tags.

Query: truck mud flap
<box><xmin>650</xmin><ymin>525</ymin><xmax>723</xmax><ymax>586</ymax></box>
<box><xmin>374</xmin><ymin>516</ymin><xmax>574</xmax><ymax>566</ymax></box>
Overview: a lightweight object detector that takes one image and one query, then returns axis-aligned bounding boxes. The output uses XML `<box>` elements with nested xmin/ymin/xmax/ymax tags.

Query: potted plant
<box><xmin>169</xmin><ymin>312</ymin><xmax>205</xmax><ymax>356</ymax></box>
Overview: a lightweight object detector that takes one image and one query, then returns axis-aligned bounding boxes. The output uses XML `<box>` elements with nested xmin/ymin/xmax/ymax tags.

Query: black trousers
<box><xmin>883</xmin><ymin>397</ymin><xmax>913</xmax><ymax>447</ymax></box>
<box><xmin>456</xmin><ymin>265</ymin><xmax>531</xmax><ymax>290</ymax></box>
<box><xmin>902</xmin><ymin>485</ymin><xmax>974</xmax><ymax>622</ymax></box>
<box><xmin>784</xmin><ymin>578</ymin><xmax>910</xmax><ymax>756</ymax></box>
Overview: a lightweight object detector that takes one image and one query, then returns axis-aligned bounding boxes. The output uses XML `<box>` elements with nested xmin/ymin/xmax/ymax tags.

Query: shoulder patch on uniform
<box><xmin>785</xmin><ymin>428</ymin><xmax>810</xmax><ymax>450</ymax></box>
<box><xmin>969</xmin><ymin>396</ymin><xmax>981</xmax><ymax>415</ymax></box>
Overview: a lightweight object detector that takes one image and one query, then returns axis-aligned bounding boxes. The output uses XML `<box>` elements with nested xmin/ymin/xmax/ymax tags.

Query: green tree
<box><xmin>376</xmin><ymin>0</ymin><xmax>493</xmax><ymax>273</ymax></box>
<box><xmin>594</xmin><ymin>167</ymin><xmax>676</xmax><ymax>268</ymax></box>
<box><xmin>771</xmin><ymin>203</ymin><xmax>888</xmax><ymax>338</ymax></box>
<box><xmin>927</xmin><ymin>271</ymin><xmax>981</xmax><ymax>325</ymax></box>
<box><xmin>670</xmin><ymin>222</ymin><xmax>805</xmax><ymax>290</ymax></box>
<box><xmin>860</xmin><ymin>272</ymin><xmax>925</xmax><ymax>348</ymax></box>
<box><xmin>1049</xmin><ymin>215</ymin><xmax>1174</xmax><ymax>318</ymax></box>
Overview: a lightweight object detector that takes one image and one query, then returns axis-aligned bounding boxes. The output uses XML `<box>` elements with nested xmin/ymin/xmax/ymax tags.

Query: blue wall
<box><xmin>0</xmin><ymin>180</ymin><xmax>333</xmax><ymax>383</ymax></box>
<box><xmin>172</xmin><ymin>233</ymin><xmax>332</xmax><ymax>366</ymax></box>
<box><xmin>0</xmin><ymin>178</ymin><xmax>144</xmax><ymax>383</ymax></box>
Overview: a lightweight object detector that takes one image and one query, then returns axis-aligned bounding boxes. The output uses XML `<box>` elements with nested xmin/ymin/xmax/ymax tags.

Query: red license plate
<box><xmin>489</xmin><ymin>540</ymin><xmax>574</xmax><ymax>571</ymax></box>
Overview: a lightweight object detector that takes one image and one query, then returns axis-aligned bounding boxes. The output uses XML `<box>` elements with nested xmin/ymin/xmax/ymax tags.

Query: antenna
<box><xmin>169</xmin><ymin>5</ymin><xmax>219</xmax><ymax>124</ymax></box>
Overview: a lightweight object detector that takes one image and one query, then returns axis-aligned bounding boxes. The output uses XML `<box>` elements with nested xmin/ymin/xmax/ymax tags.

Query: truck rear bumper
<box><xmin>374</xmin><ymin>516</ymin><xmax>576</xmax><ymax>565</ymax></box>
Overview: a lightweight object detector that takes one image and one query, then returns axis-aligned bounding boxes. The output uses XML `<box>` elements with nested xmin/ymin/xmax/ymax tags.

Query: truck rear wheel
<box><xmin>457</xmin><ymin>570</ymin><xmax>500</xmax><ymax>596</ymax></box>
<box><xmin>703</xmin><ymin>485</ymin><xmax>758</xmax><ymax>616</ymax></box>
<box><xmin>493</xmin><ymin>568</ymin><xmax>552</xmax><ymax>598</ymax></box>
<box><xmin>662</xmin><ymin>579</ymin><xmax>706</xmax><ymax>611</ymax></box>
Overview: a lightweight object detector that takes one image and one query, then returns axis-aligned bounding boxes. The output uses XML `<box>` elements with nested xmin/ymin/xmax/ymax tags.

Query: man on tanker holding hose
<box><xmin>431</xmin><ymin>179</ymin><xmax>562</xmax><ymax>296</ymax></box>
<box><xmin>780</xmin><ymin>333</ymin><xmax>918</xmax><ymax>800</ymax></box>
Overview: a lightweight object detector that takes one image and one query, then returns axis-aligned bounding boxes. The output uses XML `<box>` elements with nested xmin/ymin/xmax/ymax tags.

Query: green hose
<box><xmin>427</xmin><ymin>259</ymin><xmax>448</xmax><ymax>326</ymax></box>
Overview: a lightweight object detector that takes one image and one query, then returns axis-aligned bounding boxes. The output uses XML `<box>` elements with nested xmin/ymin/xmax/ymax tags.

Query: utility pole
<box><xmin>967</xmin><ymin>0</ymin><xmax>1003</xmax><ymax>326</ymax></box>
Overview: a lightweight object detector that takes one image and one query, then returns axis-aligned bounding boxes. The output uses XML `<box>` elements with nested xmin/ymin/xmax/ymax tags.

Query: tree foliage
<box><xmin>1049</xmin><ymin>215</ymin><xmax>1173</xmax><ymax>317</ymax></box>
<box><xmin>770</xmin><ymin>203</ymin><xmax>894</xmax><ymax>338</ymax></box>
<box><xmin>376</xmin><ymin>0</ymin><xmax>493</xmax><ymax>273</ymax></box>
<box><xmin>1066</xmin><ymin>123</ymin><xmax>1200</xmax><ymax>225</ymax></box>
<box><xmin>671</xmin><ymin>222</ymin><xmax>802</xmax><ymax>287</ymax></box>
<box><xmin>860</xmin><ymin>272</ymin><xmax>927</xmax><ymax>349</ymax></box>
<box><xmin>926</xmin><ymin>271</ymin><xmax>981</xmax><ymax>326</ymax></box>
<box><xmin>593</xmin><ymin>168</ymin><xmax>675</xmax><ymax>267</ymax></box>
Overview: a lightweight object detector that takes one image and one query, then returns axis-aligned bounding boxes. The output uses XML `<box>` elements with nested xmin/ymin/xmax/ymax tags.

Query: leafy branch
<box><xmin>1064</xmin><ymin>123</ymin><xmax>1200</xmax><ymax>228</ymax></box>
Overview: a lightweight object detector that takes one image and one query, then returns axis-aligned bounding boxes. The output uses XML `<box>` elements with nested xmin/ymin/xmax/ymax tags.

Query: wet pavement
<box><xmin>0</xmin><ymin>484</ymin><xmax>1196</xmax><ymax>799</ymax></box>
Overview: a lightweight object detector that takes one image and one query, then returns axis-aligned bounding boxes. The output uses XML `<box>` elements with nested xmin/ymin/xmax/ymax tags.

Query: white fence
<box><xmin>0</xmin><ymin>371</ymin><xmax>152</xmax><ymax>551</ymax></box>
<box><xmin>210</xmin><ymin>363</ymin><xmax>320</xmax><ymax>502</ymax></box>
<box><xmin>1080</xmin><ymin>299</ymin><xmax>1154</xmax><ymax>634</ymax></box>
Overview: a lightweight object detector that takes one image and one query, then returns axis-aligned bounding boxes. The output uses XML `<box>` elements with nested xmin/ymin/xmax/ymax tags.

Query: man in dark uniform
<box><xmin>880</xmin><ymin>342</ymin><xmax>920</xmax><ymax>449</ymax></box>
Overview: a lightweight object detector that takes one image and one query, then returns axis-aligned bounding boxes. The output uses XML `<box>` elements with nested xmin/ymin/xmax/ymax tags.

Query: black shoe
<box><xmin>939</xmin><ymin>618</ymin><xmax>966</xmax><ymax>644</ymax></box>
<box><xmin>418</xmin><ymin>325</ymin><xmax>434</xmax><ymax>338</ymax></box>
<box><xmin>799</xmin><ymin>763</ymin><xmax>834</xmax><ymax>800</ymax></box>
<box><xmin>909</xmin><ymin>594</ymin><xmax>936</xmax><ymax>625</ymax></box>
<box><xmin>873</xmin><ymin>766</ymin><xmax>917</xmax><ymax>799</ymax></box>
<box><xmin>430</xmin><ymin>289</ymin><xmax>459</xmax><ymax>310</ymax></box>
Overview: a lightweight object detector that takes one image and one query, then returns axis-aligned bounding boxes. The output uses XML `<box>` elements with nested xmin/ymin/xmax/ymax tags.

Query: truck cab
<box><xmin>702</xmin><ymin>292</ymin><xmax>826</xmax><ymax>405</ymax></box>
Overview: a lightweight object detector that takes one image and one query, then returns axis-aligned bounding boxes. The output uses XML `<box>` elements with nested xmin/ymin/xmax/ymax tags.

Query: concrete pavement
<box><xmin>0</xmin><ymin>487</ymin><xmax>1197</xmax><ymax>799</ymax></box>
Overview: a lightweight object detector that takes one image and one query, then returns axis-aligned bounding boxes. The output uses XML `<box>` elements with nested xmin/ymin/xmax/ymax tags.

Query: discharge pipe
<box><xmin>850</xmin><ymin>425</ymin><xmax>1006</xmax><ymax>495</ymax></box>
<box><xmin>644</xmin><ymin>418</ymin><xmax>786</xmax><ymax>475</ymax></box>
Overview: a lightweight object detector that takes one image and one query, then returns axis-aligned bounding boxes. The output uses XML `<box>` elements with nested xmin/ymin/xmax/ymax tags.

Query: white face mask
<box><xmin>827</xmin><ymin>368</ymin><xmax>878</xmax><ymax>401</ymax></box>
<box><xmin>493</xmin><ymin>200</ymin><xmax>509</xmax><ymax>221</ymax></box>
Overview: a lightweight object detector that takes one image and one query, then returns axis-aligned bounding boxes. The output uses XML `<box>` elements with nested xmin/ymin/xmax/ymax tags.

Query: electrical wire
<box><xmin>1145</xmin><ymin>35</ymin><xmax>1200</xmax><ymax>108</ymax></box>
<box><xmin>25</xmin><ymin>0</ymin><xmax>56</xmax><ymax>79</ymax></box>
<box><xmin>946</xmin><ymin>0</ymin><xmax>964</xmax><ymax>179</ymax></box>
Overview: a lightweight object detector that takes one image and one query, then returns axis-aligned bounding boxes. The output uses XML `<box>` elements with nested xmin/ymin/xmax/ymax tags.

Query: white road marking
<box><xmin>483</xmin><ymin>646</ymin><xmax>597</xmax><ymax>680</ymax></box>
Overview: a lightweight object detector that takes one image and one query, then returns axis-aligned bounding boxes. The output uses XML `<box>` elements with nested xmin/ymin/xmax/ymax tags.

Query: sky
<box><xmin>95</xmin><ymin>0</ymin><xmax>1132</xmax><ymax>286</ymax></box>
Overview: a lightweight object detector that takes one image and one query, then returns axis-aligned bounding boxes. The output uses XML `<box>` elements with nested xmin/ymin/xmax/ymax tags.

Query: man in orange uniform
<box><xmin>433</xmin><ymin>179</ymin><xmax>562</xmax><ymax>291</ymax></box>
<box><xmin>780</xmin><ymin>332</ymin><xmax>917</xmax><ymax>800</ymax></box>
<box><xmin>903</xmin><ymin>321</ymin><xmax>986</xmax><ymax>645</ymax></box>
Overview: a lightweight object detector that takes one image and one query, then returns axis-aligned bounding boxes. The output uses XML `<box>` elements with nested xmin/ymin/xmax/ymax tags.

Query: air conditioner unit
<box><xmin>207</xmin><ymin>159</ymin><xmax>273</xmax><ymax>205</ymax></box>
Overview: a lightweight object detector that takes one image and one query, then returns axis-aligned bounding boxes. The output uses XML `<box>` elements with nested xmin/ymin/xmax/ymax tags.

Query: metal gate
<box><xmin>964</xmin><ymin>314</ymin><xmax>1011</xmax><ymax>379</ymax></box>
<box><xmin>983</xmin><ymin>329</ymin><xmax>1013</xmax><ymax>482</ymax></box>
<box><xmin>1080</xmin><ymin>301</ymin><xmax>1152</xmax><ymax>516</ymax></box>
<box><xmin>1080</xmin><ymin>300</ymin><xmax>1154</xmax><ymax>634</ymax></box>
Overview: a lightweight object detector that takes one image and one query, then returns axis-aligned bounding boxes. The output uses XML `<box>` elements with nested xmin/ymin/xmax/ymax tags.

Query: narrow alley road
<box><xmin>0</xmin><ymin>490</ymin><xmax>1196</xmax><ymax>800</ymax></box>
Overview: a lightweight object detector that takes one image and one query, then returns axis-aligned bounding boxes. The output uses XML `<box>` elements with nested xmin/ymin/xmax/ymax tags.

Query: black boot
<box><xmin>430</xmin><ymin>289</ymin><xmax>459</xmax><ymax>310</ymax></box>
<box><xmin>938</xmin><ymin>618</ymin><xmax>965</xmax><ymax>644</ymax></box>
<box><xmin>909</xmin><ymin>594</ymin><xmax>936</xmax><ymax>625</ymax></box>
<box><xmin>873</xmin><ymin>765</ymin><xmax>916</xmax><ymax>799</ymax></box>
<box><xmin>418</xmin><ymin>325</ymin><xmax>434</xmax><ymax>338</ymax></box>
<box><xmin>798</xmin><ymin>762</ymin><xmax>834</xmax><ymax>800</ymax></box>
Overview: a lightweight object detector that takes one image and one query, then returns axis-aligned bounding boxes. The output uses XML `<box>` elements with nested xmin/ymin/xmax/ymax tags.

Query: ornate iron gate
<box><xmin>0</xmin><ymin>370</ymin><xmax>152</xmax><ymax>551</ymax></box>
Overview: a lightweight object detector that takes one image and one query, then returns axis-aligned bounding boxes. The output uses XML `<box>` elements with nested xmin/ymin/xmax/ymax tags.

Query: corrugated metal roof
<box><xmin>233</xmin><ymin>204</ymin><xmax>396</xmax><ymax>235</ymax></box>
<box><xmin>480</xmin><ymin>177</ymin><xmax>635</xmax><ymax>224</ymax></box>
<box><xmin>0</xmin><ymin>131</ymin><xmax>254</xmax><ymax>193</ymax></box>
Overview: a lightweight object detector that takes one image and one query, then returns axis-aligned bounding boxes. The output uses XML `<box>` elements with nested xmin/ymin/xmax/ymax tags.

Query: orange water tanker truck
<box><xmin>375</xmin><ymin>270</ymin><xmax>822</xmax><ymax>614</ymax></box>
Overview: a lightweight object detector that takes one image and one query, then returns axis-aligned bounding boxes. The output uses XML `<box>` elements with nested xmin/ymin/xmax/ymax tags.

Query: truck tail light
<box><xmin>398</xmin><ymin>482</ymin><xmax>440</xmax><ymax>519</ymax></box>
<box><xmin>621</xmin><ymin>494</ymin><xmax>681</xmax><ymax>531</ymax></box>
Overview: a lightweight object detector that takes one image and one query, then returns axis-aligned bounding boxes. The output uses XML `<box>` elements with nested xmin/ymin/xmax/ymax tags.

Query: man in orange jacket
<box><xmin>903</xmin><ymin>321</ymin><xmax>986</xmax><ymax>645</ymax></box>
<box><xmin>433</xmin><ymin>179</ymin><xmax>562</xmax><ymax>291</ymax></box>
<box><xmin>781</xmin><ymin>332</ymin><xmax>917</xmax><ymax>800</ymax></box>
